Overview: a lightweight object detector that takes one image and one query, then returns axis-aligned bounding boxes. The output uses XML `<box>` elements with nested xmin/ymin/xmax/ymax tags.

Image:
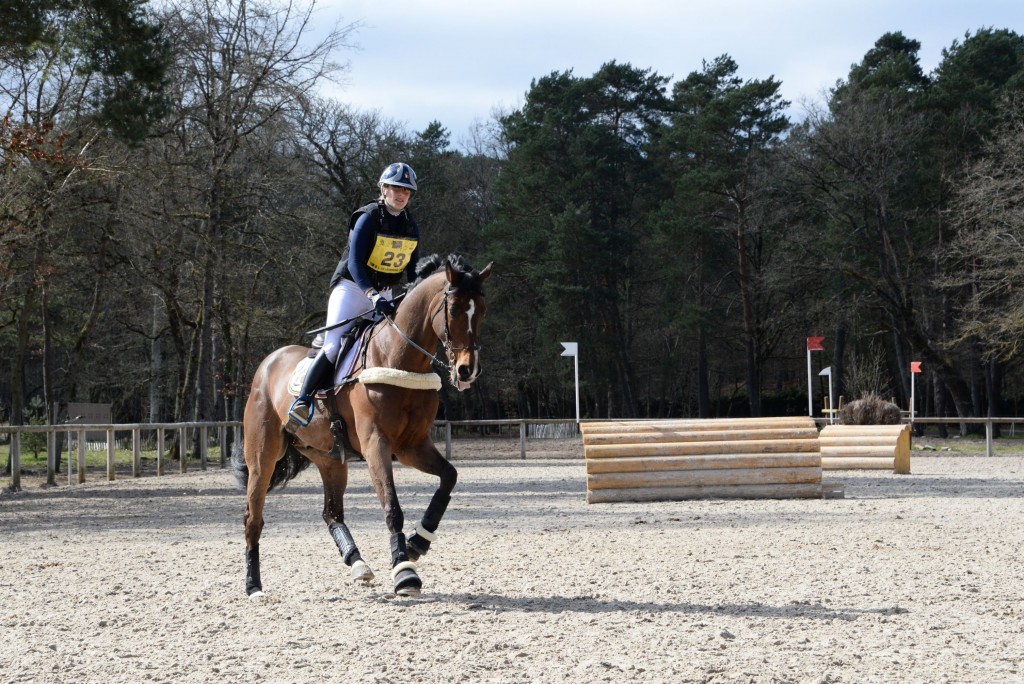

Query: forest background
<box><xmin>3</xmin><ymin>0</ymin><xmax>1024</xmax><ymax>444</ymax></box>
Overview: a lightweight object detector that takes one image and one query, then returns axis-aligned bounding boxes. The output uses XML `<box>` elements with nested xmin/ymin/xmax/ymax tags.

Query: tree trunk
<box><xmin>987</xmin><ymin>357</ymin><xmax>1002</xmax><ymax>438</ymax></box>
<box><xmin>150</xmin><ymin>293</ymin><xmax>164</xmax><ymax>422</ymax></box>
<box><xmin>696</xmin><ymin>325</ymin><xmax>710</xmax><ymax>418</ymax></box>
<box><xmin>736</xmin><ymin>217</ymin><xmax>761</xmax><ymax>417</ymax></box>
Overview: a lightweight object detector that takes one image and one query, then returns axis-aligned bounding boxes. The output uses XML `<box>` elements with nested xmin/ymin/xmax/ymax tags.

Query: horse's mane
<box><xmin>411</xmin><ymin>254</ymin><xmax>486</xmax><ymax>295</ymax></box>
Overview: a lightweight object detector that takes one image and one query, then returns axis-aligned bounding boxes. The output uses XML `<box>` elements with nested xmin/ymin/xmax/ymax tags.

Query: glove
<box><xmin>371</xmin><ymin>292</ymin><xmax>396</xmax><ymax>317</ymax></box>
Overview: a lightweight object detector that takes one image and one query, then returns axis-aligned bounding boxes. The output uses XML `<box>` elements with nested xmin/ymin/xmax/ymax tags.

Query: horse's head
<box><xmin>394</xmin><ymin>254</ymin><xmax>492</xmax><ymax>390</ymax></box>
<box><xmin>433</xmin><ymin>256</ymin><xmax>492</xmax><ymax>391</ymax></box>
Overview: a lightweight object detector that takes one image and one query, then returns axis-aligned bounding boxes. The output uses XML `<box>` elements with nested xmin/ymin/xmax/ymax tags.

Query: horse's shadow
<box><xmin>395</xmin><ymin>591</ymin><xmax>909</xmax><ymax>622</ymax></box>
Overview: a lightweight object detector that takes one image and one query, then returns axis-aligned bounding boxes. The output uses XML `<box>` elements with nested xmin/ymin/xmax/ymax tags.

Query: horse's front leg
<box><xmin>364</xmin><ymin>438</ymin><xmax>422</xmax><ymax>597</ymax></box>
<box><xmin>397</xmin><ymin>440</ymin><xmax>458</xmax><ymax>562</ymax></box>
<box><xmin>317</xmin><ymin>459</ymin><xmax>374</xmax><ymax>583</ymax></box>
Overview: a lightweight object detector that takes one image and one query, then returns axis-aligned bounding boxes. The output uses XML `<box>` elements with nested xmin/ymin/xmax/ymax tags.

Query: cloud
<box><xmin>313</xmin><ymin>0</ymin><xmax>1024</xmax><ymax>138</ymax></box>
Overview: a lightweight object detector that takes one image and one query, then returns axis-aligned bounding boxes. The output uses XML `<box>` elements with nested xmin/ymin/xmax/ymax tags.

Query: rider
<box><xmin>288</xmin><ymin>162</ymin><xmax>422</xmax><ymax>428</ymax></box>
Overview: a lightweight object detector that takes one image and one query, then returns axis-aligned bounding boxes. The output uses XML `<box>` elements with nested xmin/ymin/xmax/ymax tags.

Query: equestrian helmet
<box><xmin>378</xmin><ymin>162</ymin><xmax>418</xmax><ymax>191</ymax></box>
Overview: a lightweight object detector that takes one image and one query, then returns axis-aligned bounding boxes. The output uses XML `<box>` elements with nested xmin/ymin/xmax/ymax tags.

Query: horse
<box><xmin>232</xmin><ymin>254</ymin><xmax>492</xmax><ymax>598</ymax></box>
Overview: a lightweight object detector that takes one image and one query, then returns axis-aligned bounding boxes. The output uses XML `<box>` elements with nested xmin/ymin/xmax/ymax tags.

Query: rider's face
<box><xmin>382</xmin><ymin>184</ymin><xmax>412</xmax><ymax>214</ymax></box>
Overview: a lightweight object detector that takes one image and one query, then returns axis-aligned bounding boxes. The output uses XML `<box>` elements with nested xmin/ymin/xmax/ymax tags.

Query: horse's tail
<box><xmin>231</xmin><ymin>439</ymin><xmax>312</xmax><ymax>492</ymax></box>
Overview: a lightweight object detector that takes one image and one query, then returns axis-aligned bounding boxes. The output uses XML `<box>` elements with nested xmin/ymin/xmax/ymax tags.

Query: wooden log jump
<box><xmin>818</xmin><ymin>424</ymin><xmax>911</xmax><ymax>474</ymax></box>
<box><xmin>581</xmin><ymin>417</ymin><xmax>843</xmax><ymax>503</ymax></box>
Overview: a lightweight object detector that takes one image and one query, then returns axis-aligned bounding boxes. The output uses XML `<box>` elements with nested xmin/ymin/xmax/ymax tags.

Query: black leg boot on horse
<box><xmin>406</xmin><ymin>490</ymin><xmax>451</xmax><ymax>561</ymax></box>
<box><xmin>329</xmin><ymin>521</ymin><xmax>374</xmax><ymax>582</ymax></box>
<box><xmin>245</xmin><ymin>545</ymin><xmax>263</xmax><ymax>597</ymax></box>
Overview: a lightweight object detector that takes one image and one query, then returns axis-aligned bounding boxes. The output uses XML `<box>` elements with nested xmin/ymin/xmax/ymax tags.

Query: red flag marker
<box><xmin>807</xmin><ymin>336</ymin><xmax>825</xmax><ymax>351</ymax></box>
<box><xmin>910</xmin><ymin>361</ymin><xmax>922</xmax><ymax>373</ymax></box>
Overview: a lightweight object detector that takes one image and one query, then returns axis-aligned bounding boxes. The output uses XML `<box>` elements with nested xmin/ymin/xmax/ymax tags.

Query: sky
<box><xmin>312</xmin><ymin>0</ymin><xmax>1024</xmax><ymax>148</ymax></box>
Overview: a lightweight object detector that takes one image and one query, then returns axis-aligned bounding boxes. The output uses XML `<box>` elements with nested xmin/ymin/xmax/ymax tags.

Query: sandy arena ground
<box><xmin>1</xmin><ymin>436</ymin><xmax>1023</xmax><ymax>683</ymax></box>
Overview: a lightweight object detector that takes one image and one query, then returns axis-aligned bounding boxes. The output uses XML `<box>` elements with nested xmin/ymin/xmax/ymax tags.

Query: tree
<box><xmin>925</xmin><ymin>29</ymin><xmax>1024</xmax><ymax>420</ymax></box>
<box><xmin>786</xmin><ymin>31</ymin><xmax>1018</xmax><ymax>419</ymax></box>
<box><xmin>485</xmin><ymin>61</ymin><xmax>670</xmax><ymax>418</ymax></box>
<box><xmin>0</xmin><ymin>0</ymin><xmax>170</xmax><ymax>142</ymax></box>
<box><xmin>113</xmin><ymin>0</ymin><xmax>356</xmax><ymax>425</ymax></box>
<box><xmin>946</xmin><ymin>97</ymin><xmax>1024</xmax><ymax>360</ymax></box>
<box><xmin>660</xmin><ymin>55</ymin><xmax>790</xmax><ymax>416</ymax></box>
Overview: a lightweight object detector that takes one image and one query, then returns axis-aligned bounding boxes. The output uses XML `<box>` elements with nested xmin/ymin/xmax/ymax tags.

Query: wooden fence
<box><xmin>4</xmin><ymin>416</ymin><xmax>1023</xmax><ymax>491</ymax></box>
<box><xmin>0</xmin><ymin>418</ymin><xmax>580</xmax><ymax>491</ymax></box>
<box><xmin>1</xmin><ymin>421</ymin><xmax>240</xmax><ymax>491</ymax></box>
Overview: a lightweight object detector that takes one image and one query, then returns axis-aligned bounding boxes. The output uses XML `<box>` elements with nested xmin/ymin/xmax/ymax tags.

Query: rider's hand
<box><xmin>371</xmin><ymin>293</ymin><xmax>396</xmax><ymax>317</ymax></box>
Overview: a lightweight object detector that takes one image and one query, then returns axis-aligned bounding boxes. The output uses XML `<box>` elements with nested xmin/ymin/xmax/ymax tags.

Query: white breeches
<box><xmin>323</xmin><ymin>280</ymin><xmax>390</xmax><ymax>363</ymax></box>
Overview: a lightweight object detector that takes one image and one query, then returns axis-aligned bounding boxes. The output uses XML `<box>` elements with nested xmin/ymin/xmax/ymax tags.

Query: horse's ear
<box><xmin>478</xmin><ymin>262</ymin><xmax>493</xmax><ymax>282</ymax></box>
<box><xmin>444</xmin><ymin>259</ymin><xmax>457</xmax><ymax>283</ymax></box>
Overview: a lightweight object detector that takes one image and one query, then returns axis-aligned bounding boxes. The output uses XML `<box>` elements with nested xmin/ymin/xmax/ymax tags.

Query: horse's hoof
<box><xmin>247</xmin><ymin>588</ymin><xmax>265</xmax><ymax>599</ymax></box>
<box><xmin>350</xmin><ymin>559</ymin><xmax>374</xmax><ymax>582</ymax></box>
<box><xmin>394</xmin><ymin>572</ymin><xmax>421</xmax><ymax>597</ymax></box>
<box><xmin>391</xmin><ymin>561</ymin><xmax>422</xmax><ymax>597</ymax></box>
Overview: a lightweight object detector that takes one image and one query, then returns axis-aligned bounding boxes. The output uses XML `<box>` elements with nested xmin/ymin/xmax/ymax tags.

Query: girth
<box><xmin>321</xmin><ymin>397</ymin><xmax>363</xmax><ymax>462</ymax></box>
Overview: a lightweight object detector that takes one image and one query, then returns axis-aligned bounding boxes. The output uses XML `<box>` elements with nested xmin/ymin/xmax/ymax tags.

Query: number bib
<box><xmin>367</xmin><ymin>235</ymin><xmax>418</xmax><ymax>274</ymax></box>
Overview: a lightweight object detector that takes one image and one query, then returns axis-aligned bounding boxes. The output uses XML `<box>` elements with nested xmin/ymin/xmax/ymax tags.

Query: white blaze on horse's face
<box><xmin>449</xmin><ymin>295</ymin><xmax>484</xmax><ymax>392</ymax></box>
<box><xmin>465</xmin><ymin>300</ymin><xmax>476</xmax><ymax>334</ymax></box>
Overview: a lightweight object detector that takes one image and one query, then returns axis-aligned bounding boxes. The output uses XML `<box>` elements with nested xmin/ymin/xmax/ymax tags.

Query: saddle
<box><xmin>286</xmin><ymin>321</ymin><xmax>373</xmax><ymax>461</ymax></box>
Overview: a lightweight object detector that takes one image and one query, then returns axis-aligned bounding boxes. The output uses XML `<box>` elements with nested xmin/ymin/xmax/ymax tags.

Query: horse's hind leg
<box><xmin>396</xmin><ymin>440</ymin><xmax>458</xmax><ymax>562</ymax></box>
<box><xmin>318</xmin><ymin>459</ymin><xmax>374</xmax><ymax>582</ymax></box>
<box><xmin>242</xmin><ymin>438</ymin><xmax>281</xmax><ymax>598</ymax></box>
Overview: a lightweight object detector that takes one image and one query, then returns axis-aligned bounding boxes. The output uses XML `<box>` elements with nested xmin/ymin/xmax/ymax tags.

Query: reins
<box><xmin>383</xmin><ymin>286</ymin><xmax>480</xmax><ymax>376</ymax></box>
<box><xmin>382</xmin><ymin>310</ymin><xmax>447</xmax><ymax>368</ymax></box>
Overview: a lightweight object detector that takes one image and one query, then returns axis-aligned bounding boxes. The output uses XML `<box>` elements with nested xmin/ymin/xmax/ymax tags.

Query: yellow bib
<box><xmin>367</xmin><ymin>235</ymin><xmax>418</xmax><ymax>274</ymax></box>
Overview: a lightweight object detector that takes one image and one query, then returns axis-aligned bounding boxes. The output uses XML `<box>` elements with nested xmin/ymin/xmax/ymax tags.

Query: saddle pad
<box><xmin>287</xmin><ymin>357</ymin><xmax>314</xmax><ymax>396</ymax></box>
<box><xmin>288</xmin><ymin>328</ymin><xmax>371</xmax><ymax>397</ymax></box>
<box><xmin>358</xmin><ymin>367</ymin><xmax>442</xmax><ymax>390</ymax></box>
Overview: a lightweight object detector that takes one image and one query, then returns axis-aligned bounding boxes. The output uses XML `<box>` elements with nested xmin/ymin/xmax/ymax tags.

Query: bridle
<box><xmin>382</xmin><ymin>286</ymin><xmax>481</xmax><ymax>378</ymax></box>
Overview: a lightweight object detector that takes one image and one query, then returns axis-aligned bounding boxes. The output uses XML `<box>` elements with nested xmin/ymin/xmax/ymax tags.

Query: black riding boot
<box><xmin>287</xmin><ymin>348</ymin><xmax>336</xmax><ymax>428</ymax></box>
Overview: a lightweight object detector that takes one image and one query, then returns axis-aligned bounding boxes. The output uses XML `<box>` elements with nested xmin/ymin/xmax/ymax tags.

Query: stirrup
<box><xmin>287</xmin><ymin>396</ymin><xmax>314</xmax><ymax>429</ymax></box>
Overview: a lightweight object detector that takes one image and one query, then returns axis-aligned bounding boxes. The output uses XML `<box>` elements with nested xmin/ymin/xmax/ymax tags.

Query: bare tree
<box><xmin>946</xmin><ymin>97</ymin><xmax>1024</xmax><ymax>359</ymax></box>
<box><xmin>120</xmin><ymin>0</ymin><xmax>358</xmax><ymax>423</ymax></box>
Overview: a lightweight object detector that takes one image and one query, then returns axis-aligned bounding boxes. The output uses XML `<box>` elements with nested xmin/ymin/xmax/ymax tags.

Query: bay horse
<box><xmin>233</xmin><ymin>254</ymin><xmax>492</xmax><ymax>598</ymax></box>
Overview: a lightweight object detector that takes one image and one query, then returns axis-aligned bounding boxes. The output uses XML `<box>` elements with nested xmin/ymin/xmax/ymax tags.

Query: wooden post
<box><xmin>157</xmin><ymin>429</ymin><xmax>165</xmax><ymax>476</ymax></box>
<box><xmin>46</xmin><ymin>430</ymin><xmax>56</xmax><ymax>486</ymax></box>
<box><xmin>67</xmin><ymin>429</ymin><xmax>73</xmax><ymax>487</ymax></box>
<box><xmin>11</xmin><ymin>431</ymin><xmax>21</xmax><ymax>491</ymax></box>
<box><xmin>179</xmin><ymin>427</ymin><xmax>187</xmax><ymax>473</ymax></box>
<box><xmin>200</xmin><ymin>426</ymin><xmax>208</xmax><ymax>471</ymax></box>
<box><xmin>445</xmin><ymin>422</ymin><xmax>452</xmax><ymax>461</ymax></box>
<box><xmin>132</xmin><ymin>429</ymin><xmax>141</xmax><ymax>478</ymax></box>
<box><xmin>219</xmin><ymin>425</ymin><xmax>227</xmax><ymax>468</ymax></box>
<box><xmin>106</xmin><ymin>428</ymin><xmax>116</xmax><ymax>481</ymax></box>
<box><xmin>77</xmin><ymin>430</ymin><xmax>86</xmax><ymax>484</ymax></box>
<box><xmin>520</xmin><ymin>420</ymin><xmax>526</xmax><ymax>460</ymax></box>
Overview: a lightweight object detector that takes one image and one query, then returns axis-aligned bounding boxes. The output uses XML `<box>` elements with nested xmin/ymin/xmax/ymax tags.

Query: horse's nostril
<box><xmin>458</xmin><ymin>365</ymin><xmax>472</xmax><ymax>381</ymax></box>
